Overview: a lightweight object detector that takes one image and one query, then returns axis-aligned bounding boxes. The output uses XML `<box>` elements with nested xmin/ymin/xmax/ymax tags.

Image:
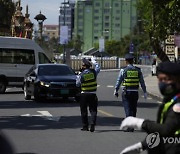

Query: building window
<box><xmin>105</xmin><ymin>16</ymin><xmax>109</xmax><ymax>20</ymax></box>
<box><xmin>94</xmin><ymin>23</ymin><xmax>99</xmax><ymax>26</ymax></box>
<box><xmin>78</xmin><ymin>15</ymin><xmax>83</xmax><ymax>19</ymax></box>
<box><xmin>116</xmin><ymin>10</ymin><xmax>120</xmax><ymax>14</ymax></box>
<box><xmin>105</xmin><ymin>36</ymin><xmax>109</xmax><ymax>40</ymax></box>
<box><xmin>115</xmin><ymin>23</ymin><xmax>120</xmax><ymax>27</ymax></box>
<box><xmin>114</xmin><ymin>3</ymin><xmax>119</xmax><ymax>7</ymax></box>
<box><xmin>105</xmin><ymin>2</ymin><xmax>110</xmax><ymax>7</ymax></box>
<box><xmin>94</xmin><ymin>16</ymin><xmax>99</xmax><ymax>20</ymax></box>
<box><xmin>105</xmin><ymin>23</ymin><xmax>109</xmax><ymax>27</ymax></box>
<box><xmin>79</xmin><ymin>9</ymin><xmax>83</xmax><ymax>13</ymax></box>
<box><xmin>104</xmin><ymin>9</ymin><xmax>110</xmax><ymax>14</ymax></box>
<box><xmin>95</xmin><ymin>2</ymin><xmax>100</xmax><ymax>7</ymax></box>
<box><xmin>94</xmin><ymin>36</ymin><xmax>98</xmax><ymax>40</ymax></box>
<box><xmin>94</xmin><ymin>9</ymin><xmax>99</xmax><ymax>13</ymax></box>
<box><xmin>115</xmin><ymin>17</ymin><xmax>120</xmax><ymax>20</ymax></box>
<box><xmin>94</xmin><ymin>30</ymin><xmax>99</xmax><ymax>33</ymax></box>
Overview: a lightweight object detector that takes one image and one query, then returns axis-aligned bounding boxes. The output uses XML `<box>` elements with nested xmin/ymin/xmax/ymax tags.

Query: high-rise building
<box><xmin>74</xmin><ymin>0</ymin><xmax>137</xmax><ymax>52</ymax></box>
<box><xmin>59</xmin><ymin>1</ymin><xmax>75</xmax><ymax>41</ymax></box>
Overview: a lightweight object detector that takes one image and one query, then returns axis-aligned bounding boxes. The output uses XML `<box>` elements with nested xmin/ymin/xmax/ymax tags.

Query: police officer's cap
<box><xmin>157</xmin><ymin>61</ymin><xmax>180</xmax><ymax>75</ymax></box>
<box><xmin>125</xmin><ymin>53</ymin><xmax>134</xmax><ymax>60</ymax></box>
<box><xmin>82</xmin><ymin>58</ymin><xmax>92</xmax><ymax>67</ymax></box>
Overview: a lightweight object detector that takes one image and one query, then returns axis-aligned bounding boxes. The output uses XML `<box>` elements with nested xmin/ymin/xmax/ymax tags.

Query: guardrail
<box><xmin>54</xmin><ymin>56</ymin><xmax>126</xmax><ymax>70</ymax></box>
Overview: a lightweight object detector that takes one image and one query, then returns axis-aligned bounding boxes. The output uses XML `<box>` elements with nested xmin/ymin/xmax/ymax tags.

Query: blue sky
<box><xmin>20</xmin><ymin>0</ymin><xmax>64</xmax><ymax>26</ymax></box>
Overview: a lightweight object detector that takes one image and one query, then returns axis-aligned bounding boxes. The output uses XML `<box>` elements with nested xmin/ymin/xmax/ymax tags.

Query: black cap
<box><xmin>157</xmin><ymin>61</ymin><xmax>180</xmax><ymax>75</ymax></box>
<box><xmin>82</xmin><ymin>58</ymin><xmax>92</xmax><ymax>67</ymax></box>
<box><xmin>125</xmin><ymin>53</ymin><xmax>134</xmax><ymax>60</ymax></box>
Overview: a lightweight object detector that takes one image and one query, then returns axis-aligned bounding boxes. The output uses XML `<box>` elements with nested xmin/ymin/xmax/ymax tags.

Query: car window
<box><xmin>0</xmin><ymin>48</ymin><xmax>35</xmax><ymax>64</ymax></box>
<box><xmin>38</xmin><ymin>65</ymin><xmax>75</xmax><ymax>76</ymax></box>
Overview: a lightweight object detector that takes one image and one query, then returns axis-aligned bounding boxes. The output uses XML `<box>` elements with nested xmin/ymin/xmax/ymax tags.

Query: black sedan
<box><xmin>23</xmin><ymin>64</ymin><xmax>80</xmax><ymax>101</ymax></box>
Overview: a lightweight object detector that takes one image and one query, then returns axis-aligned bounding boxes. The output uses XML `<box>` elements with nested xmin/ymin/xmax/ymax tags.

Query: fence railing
<box><xmin>54</xmin><ymin>55</ymin><xmax>126</xmax><ymax>71</ymax></box>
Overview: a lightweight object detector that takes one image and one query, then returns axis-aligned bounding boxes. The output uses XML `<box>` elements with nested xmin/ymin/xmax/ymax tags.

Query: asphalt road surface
<box><xmin>0</xmin><ymin>67</ymin><xmax>160</xmax><ymax>154</ymax></box>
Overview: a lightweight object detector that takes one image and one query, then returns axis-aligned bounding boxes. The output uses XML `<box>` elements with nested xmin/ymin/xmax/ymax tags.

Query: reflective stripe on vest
<box><xmin>122</xmin><ymin>70</ymin><xmax>139</xmax><ymax>88</ymax></box>
<box><xmin>81</xmin><ymin>72</ymin><xmax>97</xmax><ymax>92</ymax></box>
<box><xmin>160</xmin><ymin>94</ymin><xmax>180</xmax><ymax>135</ymax></box>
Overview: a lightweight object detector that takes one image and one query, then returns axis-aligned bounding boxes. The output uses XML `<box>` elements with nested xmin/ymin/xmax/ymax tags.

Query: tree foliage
<box><xmin>137</xmin><ymin>0</ymin><xmax>180</xmax><ymax>61</ymax></box>
<box><xmin>0</xmin><ymin>0</ymin><xmax>15</xmax><ymax>35</ymax></box>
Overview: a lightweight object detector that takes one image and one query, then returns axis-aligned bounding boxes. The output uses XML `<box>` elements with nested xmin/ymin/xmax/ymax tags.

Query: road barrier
<box><xmin>54</xmin><ymin>55</ymin><xmax>126</xmax><ymax>70</ymax></box>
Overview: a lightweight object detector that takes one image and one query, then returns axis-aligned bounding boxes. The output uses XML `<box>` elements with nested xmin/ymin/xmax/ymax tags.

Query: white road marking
<box><xmin>21</xmin><ymin>111</ymin><xmax>60</xmax><ymax>122</ymax></box>
<box><xmin>98</xmin><ymin>109</ymin><xmax>114</xmax><ymax>117</ymax></box>
<box><xmin>97</xmin><ymin>85</ymin><xmax>100</xmax><ymax>87</ymax></box>
<box><xmin>107</xmin><ymin>85</ymin><xmax>114</xmax><ymax>88</ymax></box>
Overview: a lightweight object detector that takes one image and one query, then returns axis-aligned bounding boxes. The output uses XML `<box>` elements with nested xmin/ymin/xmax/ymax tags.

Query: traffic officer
<box><xmin>120</xmin><ymin>61</ymin><xmax>180</xmax><ymax>154</ymax></box>
<box><xmin>114</xmin><ymin>53</ymin><xmax>147</xmax><ymax>131</ymax></box>
<box><xmin>76</xmin><ymin>57</ymin><xmax>100</xmax><ymax>132</ymax></box>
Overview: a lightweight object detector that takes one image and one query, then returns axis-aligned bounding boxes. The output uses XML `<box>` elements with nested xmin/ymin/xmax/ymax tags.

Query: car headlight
<box><xmin>40</xmin><ymin>81</ymin><xmax>50</xmax><ymax>87</ymax></box>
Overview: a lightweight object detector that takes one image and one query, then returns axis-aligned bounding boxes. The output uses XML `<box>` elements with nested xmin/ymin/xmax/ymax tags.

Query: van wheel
<box><xmin>0</xmin><ymin>81</ymin><xmax>6</xmax><ymax>94</ymax></box>
<box><xmin>24</xmin><ymin>84</ymin><xmax>31</xmax><ymax>100</ymax></box>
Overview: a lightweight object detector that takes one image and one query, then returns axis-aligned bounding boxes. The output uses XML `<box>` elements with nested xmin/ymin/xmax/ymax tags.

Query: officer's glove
<box><xmin>114</xmin><ymin>90</ymin><xmax>119</xmax><ymax>97</ymax></box>
<box><xmin>144</xmin><ymin>92</ymin><xmax>147</xmax><ymax>99</ymax></box>
<box><xmin>120</xmin><ymin>142</ymin><xmax>143</xmax><ymax>154</ymax></box>
<box><xmin>91</xmin><ymin>57</ymin><xmax>96</xmax><ymax>65</ymax></box>
<box><xmin>120</xmin><ymin>116</ymin><xmax>144</xmax><ymax>130</ymax></box>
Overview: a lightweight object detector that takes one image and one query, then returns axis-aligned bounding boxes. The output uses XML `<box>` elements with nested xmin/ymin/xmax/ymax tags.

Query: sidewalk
<box><xmin>144</xmin><ymin>75</ymin><xmax>163</xmax><ymax>99</ymax></box>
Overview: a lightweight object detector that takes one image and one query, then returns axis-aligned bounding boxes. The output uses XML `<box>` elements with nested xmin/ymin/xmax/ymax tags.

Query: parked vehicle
<box><xmin>23</xmin><ymin>64</ymin><xmax>80</xmax><ymax>102</ymax></box>
<box><xmin>0</xmin><ymin>36</ymin><xmax>51</xmax><ymax>93</ymax></box>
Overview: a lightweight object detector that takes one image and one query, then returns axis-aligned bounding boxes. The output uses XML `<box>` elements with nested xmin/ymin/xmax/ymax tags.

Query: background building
<box><xmin>74</xmin><ymin>0</ymin><xmax>137</xmax><ymax>52</ymax></box>
<box><xmin>59</xmin><ymin>1</ymin><xmax>75</xmax><ymax>41</ymax></box>
<box><xmin>43</xmin><ymin>25</ymin><xmax>59</xmax><ymax>40</ymax></box>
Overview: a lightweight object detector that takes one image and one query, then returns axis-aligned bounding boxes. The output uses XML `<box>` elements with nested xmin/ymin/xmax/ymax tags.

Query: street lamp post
<box><xmin>34</xmin><ymin>11</ymin><xmax>47</xmax><ymax>42</ymax></box>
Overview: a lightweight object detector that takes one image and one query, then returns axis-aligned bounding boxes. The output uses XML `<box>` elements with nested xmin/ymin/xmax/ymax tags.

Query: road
<box><xmin>0</xmin><ymin>67</ymin><xmax>159</xmax><ymax>154</ymax></box>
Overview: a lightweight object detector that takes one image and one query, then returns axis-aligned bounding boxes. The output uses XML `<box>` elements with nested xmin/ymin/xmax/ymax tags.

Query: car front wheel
<box><xmin>24</xmin><ymin>84</ymin><xmax>31</xmax><ymax>100</ymax></box>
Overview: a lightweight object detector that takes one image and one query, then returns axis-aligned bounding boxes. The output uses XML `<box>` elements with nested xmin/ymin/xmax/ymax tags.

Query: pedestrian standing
<box><xmin>120</xmin><ymin>61</ymin><xmax>180</xmax><ymax>154</ymax></box>
<box><xmin>76</xmin><ymin>57</ymin><xmax>100</xmax><ymax>132</ymax></box>
<box><xmin>114</xmin><ymin>53</ymin><xmax>147</xmax><ymax>132</ymax></box>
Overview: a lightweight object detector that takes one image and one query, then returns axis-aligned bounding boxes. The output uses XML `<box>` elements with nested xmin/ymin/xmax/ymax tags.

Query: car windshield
<box><xmin>38</xmin><ymin>65</ymin><xmax>75</xmax><ymax>76</ymax></box>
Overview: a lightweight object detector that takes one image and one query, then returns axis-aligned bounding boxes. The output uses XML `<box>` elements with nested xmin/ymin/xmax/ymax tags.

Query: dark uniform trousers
<box><xmin>122</xmin><ymin>91</ymin><xmax>138</xmax><ymax>117</ymax></box>
<box><xmin>79</xmin><ymin>93</ymin><xmax>98</xmax><ymax>127</ymax></box>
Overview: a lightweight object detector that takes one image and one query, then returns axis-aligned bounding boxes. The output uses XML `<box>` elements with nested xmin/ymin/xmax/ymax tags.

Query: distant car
<box><xmin>23</xmin><ymin>64</ymin><xmax>80</xmax><ymax>101</ymax></box>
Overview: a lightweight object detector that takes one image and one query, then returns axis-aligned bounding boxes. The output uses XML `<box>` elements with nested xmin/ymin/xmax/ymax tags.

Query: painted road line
<box><xmin>107</xmin><ymin>85</ymin><xmax>114</xmax><ymax>88</ymax></box>
<box><xmin>97</xmin><ymin>85</ymin><xmax>100</xmax><ymax>87</ymax></box>
<box><xmin>21</xmin><ymin>111</ymin><xmax>60</xmax><ymax>122</ymax></box>
<box><xmin>98</xmin><ymin>109</ymin><xmax>114</xmax><ymax>117</ymax></box>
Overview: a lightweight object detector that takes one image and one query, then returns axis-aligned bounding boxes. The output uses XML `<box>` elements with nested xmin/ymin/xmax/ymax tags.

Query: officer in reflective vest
<box><xmin>120</xmin><ymin>61</ymin><xmax>180</xmax><ymax>154</ymax></box>
<box><xmin>76</xmin><ymin>57</ymin><xmax>100</xmax><ymax>132</ymax></box>
<box><xmin>114</xmin><ymin>53</ymin><xmax>147</xmax><ymax>131</ymax></box>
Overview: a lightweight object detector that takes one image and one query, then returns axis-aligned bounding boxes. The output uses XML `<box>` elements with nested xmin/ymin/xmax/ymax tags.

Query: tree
<box><xmin>0</xmin><ymin>0</ymin><xmax>15</xmax><ymax>35</ymax></box>
<box><xmin>137</xmin><ymin>0</ymin><xmax>180</xmax><ymax>62</ymax></box>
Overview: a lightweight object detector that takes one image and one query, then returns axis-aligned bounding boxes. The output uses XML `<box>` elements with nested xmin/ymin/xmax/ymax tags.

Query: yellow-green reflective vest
<box><xmin>122</xmin><ymin>67</ymin><xmax>140</xmax><ymax>89</ymax></box>
<box><xmin>81</xmin><ymin>71</ymin><xmax>97</xmax><ymax>92</ymax></box>
<box><xmin>160</xmin><ymin>95</ymin><xmax>180</xmax><ymax>135</ymax></box>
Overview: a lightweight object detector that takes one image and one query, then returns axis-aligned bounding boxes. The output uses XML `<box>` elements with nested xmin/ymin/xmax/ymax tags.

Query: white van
<box><xmin>0</xmin><ymin>36</ymin><xmax>51</xmax><ymax>93</ymax></box>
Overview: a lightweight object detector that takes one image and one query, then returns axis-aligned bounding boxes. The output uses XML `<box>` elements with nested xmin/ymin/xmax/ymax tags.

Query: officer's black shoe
<box><xmin>124</xmin><ymin>128</ymin><xmax>134</xmax><ymax>132</ymax></box>
<box><xmin>81</xmin><ymin>126</ymin><xmax>89</xmax><ymax>131</ymax></box>
<box><xmin>90</xmin><ymin>124</ymin><xmax>95</xmax><ymax>132</ymax></box>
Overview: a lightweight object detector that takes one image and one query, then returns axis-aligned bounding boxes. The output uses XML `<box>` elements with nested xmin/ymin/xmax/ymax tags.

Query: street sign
<box><xmin>99</xmin><ymin>37</ymin><xmax>105</xmax><ymax>52</ymax></box>
<box><xmin>60</xmin><ymin>26</ymin><xmax>68</xmax><ymax>44</ymax></box>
